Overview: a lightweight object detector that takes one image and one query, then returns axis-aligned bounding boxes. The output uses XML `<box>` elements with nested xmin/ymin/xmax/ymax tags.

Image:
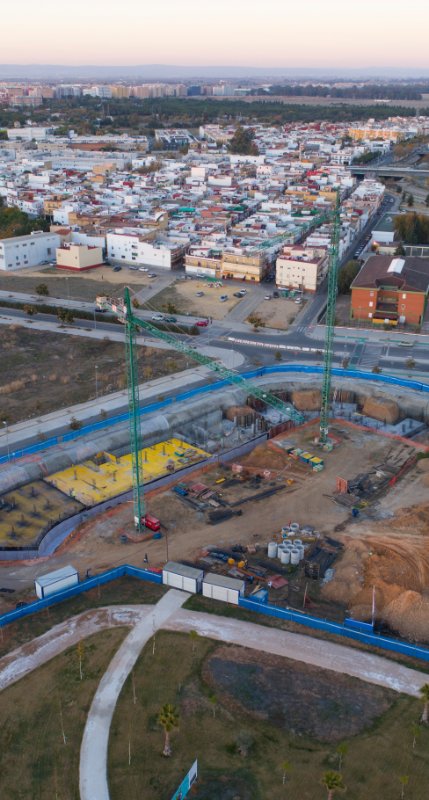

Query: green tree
<box><xmin>274</xmin><ymin>350</ymin><xmax>282</xmax><ymax>362</ymax></box>
<box><xmin>394</xmin><ymin>243</ymin><xmax>406</xmax><ymax>256</ymax></box>
<box><xmin>158</xmin><ymin>703</ymin><xmax>179</xmax><ymax>757</ymax></box>
<box><xmin>336</xmin><ymin>743</ymin><xmax>348</xmax><ymax>771</ymax></box>
<box><xmin>399</xmin><ymin>775</ymin><xmax>409</xmax><ymax>799</ymax></box>
<box><xmin>337</xmin><ymin>259</ymin><xmax>360</xmax><ymax>294</ymax></box>
<box><xmin>23</xmin><ymin>304</ymin><xmax>36</xmax><ymax>315</ymax></box>
<box><xmin>419</xmin><ymin>683</ymin><xmax>429</xmax><ymax>723</ymax></box>
<box><xmin>407</xmin><ymin>193</ymin><xmax>414</xmax><ymax>207</ymax></box>
<box><xmin>228</xmin><ymin>126</ymin><xmax>259</xmax><ymax>156</ymax></box>
<box><xmin>322</xmin><ymin>771</ymin><xmax>346</xmax><ymax>800</ymax></box>
<box><xmin>281</xmin><ymin>760</ymin><xmax>292</xmax><ymax>785</ymax></box>
<box><xmin>35</xmin><ymin>283</ymin><xmax>49</xmax><ymax>296</ymax></box>
<box><xmin>395</xmin><ymin>212</ymin><xmax>429</xmax><ymax>245</ymax></box>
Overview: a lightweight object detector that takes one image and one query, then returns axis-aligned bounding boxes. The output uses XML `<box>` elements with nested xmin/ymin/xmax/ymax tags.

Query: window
<box><xmin>369</xmin><ymin>301</ymin><xmax>373</xmax><ymax>307</ymax></box>
<box><xmin>369</xmin><ymin>291</ymin><xmax>374</xmax><ymax>297</ymax></box>
<box><xmin>402</xmin><ymin>293</ymin><xmax>406</xmax><ymax>299</ymax></box>
<box><xmin>368</xmin><ymin>312</ymin><xmax>373</xmax><ymax>318</ymax></box>
<box><xmin>47</xmin><ymin>248</ymin><xmax>51</xmax><ymax>255</ymax></box>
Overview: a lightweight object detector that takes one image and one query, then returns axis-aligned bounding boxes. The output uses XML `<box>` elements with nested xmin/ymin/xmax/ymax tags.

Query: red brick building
<box><xmin>350</xmin><ymin>256</ymin><xmax>429</xmax><ymax>327</ymax></box>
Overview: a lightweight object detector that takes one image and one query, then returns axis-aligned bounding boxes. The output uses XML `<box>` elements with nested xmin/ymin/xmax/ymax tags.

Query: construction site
<box><xmin>2</xmin><ymin>202</ymin><xmax>429</xmax><ymax>651</ymax></box>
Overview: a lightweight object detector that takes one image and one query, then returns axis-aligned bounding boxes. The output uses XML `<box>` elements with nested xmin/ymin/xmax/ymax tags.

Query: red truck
<box><xmin>142</xmin><ymin>514</ymin><xmax>161</xmax><ymax>532</ymax></box>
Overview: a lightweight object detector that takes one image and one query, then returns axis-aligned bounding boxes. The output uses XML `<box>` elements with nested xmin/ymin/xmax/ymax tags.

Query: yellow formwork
<box><xmin>0</xmin><ymin>481</ymin><xmax>83</xmax><ymax>548</ymax></box>
<box><xmin>45</xmin><ymin>438</ymin><xmax>209</xmax><ymax>507</ymax></box>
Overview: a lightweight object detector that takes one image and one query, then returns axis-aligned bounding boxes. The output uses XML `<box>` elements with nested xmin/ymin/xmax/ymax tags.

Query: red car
<box><xmin>196</xmin><ymin>319</ymin><xmax>209</xmax><ymax>327</ymax></box>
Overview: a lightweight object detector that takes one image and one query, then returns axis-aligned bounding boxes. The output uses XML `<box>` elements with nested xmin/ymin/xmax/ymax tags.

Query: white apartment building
<box><xmin>0</xmin><ymin>231</ymin><xmax>61</xmax><ymax>271</ymax></box>
<box><xmin>106</xmin><ymin>230</ymin><xmax>186</xmax><ymax>269</ymax></box>
<box><xmin>276</xmin><ymin>246</ymin><xmax>328</xmax><ymax>293</ymax></box>
<box><xmin>7</xmin><ymin>127</ymin><xmax>52</xmax><ymax>141</ymax></box>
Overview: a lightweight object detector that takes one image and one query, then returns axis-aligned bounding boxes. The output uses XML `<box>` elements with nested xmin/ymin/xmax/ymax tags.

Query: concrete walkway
<box><xmin>165</xmin><ymin>610</ymin><xmax>426</xmax><ymax>697</ymax></box>
<box><xmin>79</xmin><ymin>590</ymin><xmax>187</xmax><ymax>800</ymax></box>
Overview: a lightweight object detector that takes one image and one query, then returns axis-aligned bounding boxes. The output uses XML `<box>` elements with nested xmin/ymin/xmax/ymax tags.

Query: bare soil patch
<box><xmin>250</xmin><ymin>297</ymin><xmax>302</xmax><ymax>330</ymax></box>
<box><xmin>148</xmin><ymin>279</ymin><xmax>239</xmax><ymax>320</ymax></box>
<box><xmin>0</xmin><ymin>326</ymin><xmax>187</xmax><ymax>424</ymax></box>
<box><xmin>0</xmin><ymin>265</ymin><xmax>148</xmax><ymax>302</ymax></box>
<box><xmin>204</xmin><ymin>645</ymin><xmax>394</xmax><ymax>743</ymax></box>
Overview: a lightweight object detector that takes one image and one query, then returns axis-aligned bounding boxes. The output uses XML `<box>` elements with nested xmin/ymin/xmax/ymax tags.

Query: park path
<box><xmin>164</xmin><ymin>610</ymin><xmax>427</xmax><ymax>697</ymax></box>
<box><xmin>79</xmin><ymin>590</ymin><xmax>187</xmax><ymax>800</ymax></box>
<box><xmin>0</xmin><ymin>605</ymin><xmax>151</xmax><ymax>692</ymax></box>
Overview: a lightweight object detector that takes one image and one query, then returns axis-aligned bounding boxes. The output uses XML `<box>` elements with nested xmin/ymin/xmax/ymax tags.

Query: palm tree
<box><xmin>419</xmin><ymin>683</ymin><xmax>429</xmax><ymax>723</ymax></box>
<box><xmin>411</xmin><ymin>722</ymin><xmax>421</xmax><ymax>750</ymax></box>
<box><xmin>281</xmin><ymin>760</ymin><xmax>292</xmax><ymax>785</ymax></box>
<box><xmin>158</xmin><ymin>704</ymin><xmax>179</xmax><ymax>757</ymax></box>
<box><xmin>322</xmin><ymin>771</ymin><xmax>345</xmax><ymax>800</ymax></box>
<box><xmin>399</xmin><ymin>774</ymin><xmax>409</xmax><ymax>799</ymax></box>
<box><xmin>336</xmin><ymin>743</ymin><xmax>348</xmax><ymax>770</ymax></box>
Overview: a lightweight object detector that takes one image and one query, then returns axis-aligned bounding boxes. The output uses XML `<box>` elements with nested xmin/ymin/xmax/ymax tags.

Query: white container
<box><xmin>162</xmin><ymin>561</ymin><xmax>204</xmax><ymax>593</ymax></box>
<box><xmin>290</xmin><ymin>549</ymin><xmax>300</xmax><ymax>566</ymax></box>
<box><xmin>267</xmin><ymin>542</ymin><xmax>278</xmax><ymax>559</ymax></box>
<box><xmin>297</xmin><ymin>545</ymin><xmax>305</xmax><ymax>560</ymax></box>
<box><xmin>35</xmin><ymin>565</ymin><xmax>78</xmax><ymax>599</ymax></box>
<box><xmin>294</xmin><ymin>539</ymin><xmax>302</xmax><ymax>547</ymax></box>
<box><xmin>202</xmin><ymin>573</ymin><xmax>245</xmax><ymax>605</ymax></box>
<box><xmin>281</xmin><ymin>550</ymin><xmax>291</xmax><ymax>565</ymax></box>
<box><xmin>281</xmin><ymin>526</ymin><xmax>290</xmax><ymax>536</ymax></box>
<box><xmin>289</xmin><ymin>522</ymin><xmax>300</xmax><ymax>534</ymax></box>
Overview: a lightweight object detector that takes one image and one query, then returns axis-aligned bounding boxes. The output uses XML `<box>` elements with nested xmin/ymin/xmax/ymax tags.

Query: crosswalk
<box><xmin>358</xmin><ymin>344</ymin><xmax>384</xmax><ymax>369</ymax></box>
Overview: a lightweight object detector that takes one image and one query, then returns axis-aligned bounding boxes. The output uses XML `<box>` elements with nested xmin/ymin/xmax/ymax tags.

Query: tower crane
<box><xmin>103</xmin><ymin>288</ymin><xmax>304</xmax><ymax>531</ymax></box>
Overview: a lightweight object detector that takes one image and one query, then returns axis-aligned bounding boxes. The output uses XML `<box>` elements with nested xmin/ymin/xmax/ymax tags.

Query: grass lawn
<box><xmin>109</xmin><ymin>631</ymin><xmax>429</xmax><ymax>800</ymax></box>
<box><xmin>0</xmin><ymin>577</ymin><xmax>165</xmax><ymax>658</ymax></box>
<box><xmin>0</xmin><ymin>627</ymin><xmax>127</xmax><ymax>800</ymax></box>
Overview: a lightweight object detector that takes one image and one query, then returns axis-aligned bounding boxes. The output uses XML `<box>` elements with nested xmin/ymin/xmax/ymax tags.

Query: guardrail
<box><xmin>239</xmin><ymin>596</ymin><xmax>429</xmax><ymax>663</ymax></box>
<box><xmin>0</xmin><ymin>564</ymin><xmax>162</xmax><ymax>629</ymax></box>
<box><xmin>1</xmin><ymin>365</ymin><xmax>429</xmax><ymax>466</ymax></box>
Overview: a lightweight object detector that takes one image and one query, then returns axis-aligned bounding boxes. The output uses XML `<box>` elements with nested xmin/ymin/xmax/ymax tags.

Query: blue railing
<box><xmin>0</xmin><ymin>564</ymin><xmax>162</xmax><ymax>628</ymax></box>
<box><xmin>2</xmin><ymin>365</ymin><xmax>428</xmax><ymax>466</ymax></box>
<box><xmin>239</xmin><ymin>596</ymin><xmax>429</xmax><ymax>663</ymax></box>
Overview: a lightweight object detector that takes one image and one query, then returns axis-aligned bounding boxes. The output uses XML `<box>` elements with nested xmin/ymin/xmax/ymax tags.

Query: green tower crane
<box><xmin>319</xmin><ymin>192</ymin><xmax>341</xmax><ymax>445</ymax></box>
<box><xmin>104</xmin><ymin>287</ymin><xmax>305</xmax><ymax>529</ymax></box>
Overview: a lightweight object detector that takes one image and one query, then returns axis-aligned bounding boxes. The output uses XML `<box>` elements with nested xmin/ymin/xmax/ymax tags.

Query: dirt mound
<box><xmin>381</xmin><ymin>591</ymin><xmax>429</xmax><ymax>641</ymax></box>
<box><xmin>241</xmin><ymin>443</ymin><xmax>288</xmax><ymax>472</ymax></box>
<box><xmin>362</xmin><ymin>396</ymin><xmax>400</xmax><ymax>424</ymax></box>
<box><xmin>291</xmin><ymin>388</ymin><xmax>321</xmax><ymax>411</ymax></box>
<box><xmin>416</xmin><ymin>458</ymin><xmax>429</xmax><ymax>472</ymax></box>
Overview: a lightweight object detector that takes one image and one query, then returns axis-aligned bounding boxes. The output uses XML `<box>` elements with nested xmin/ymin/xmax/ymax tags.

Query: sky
<box><xmin>1</xmin><ymin>0</ymin><xmax>428</xmax><ymax>69</ymax></box>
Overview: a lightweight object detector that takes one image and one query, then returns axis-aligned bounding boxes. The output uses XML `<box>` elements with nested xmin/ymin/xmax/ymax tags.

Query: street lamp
<box><xmin>2</xmin><ymin>420</ymin><xmax>10</xmax><ymax>459</ymax></box>
<box><xmin>93</xmin><ymin>308</ymin><xmax>97</xmax><ymax>331</ymax></box>
<box><xmin>95</xmin><ymin>365</ymin><xmax>99</xmax><ymax>400</ymax></box>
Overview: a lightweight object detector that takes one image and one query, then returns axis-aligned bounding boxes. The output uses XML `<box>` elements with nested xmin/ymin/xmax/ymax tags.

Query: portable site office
<box><xmin>162</xmin><ymin>561</ymin><xmax>204</xmax><ymax>593</ymax></box>
<box><xmin>202</xmin><ymin>573</ymin><xmax>245</xmax><ymax>605</ymax></box>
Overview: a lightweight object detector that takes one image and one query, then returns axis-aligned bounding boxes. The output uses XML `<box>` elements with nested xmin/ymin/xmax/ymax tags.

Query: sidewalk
<box><xmin>79</xmin><ymin>590</ymin><xmax>187</xmax><ymax>800</ymax></box>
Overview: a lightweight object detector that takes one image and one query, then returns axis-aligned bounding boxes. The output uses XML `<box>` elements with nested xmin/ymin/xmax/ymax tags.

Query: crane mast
<box><xmin>319</xmin><ymin>192</ymin><xmax>341</xmax><ymax>444</ymax></box>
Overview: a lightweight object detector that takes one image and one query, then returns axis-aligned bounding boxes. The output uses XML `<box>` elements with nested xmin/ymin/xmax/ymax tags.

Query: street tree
<box><xmin>322</xmin><ymin>771</ymin><xmax>345</xmax><ymax>800</ymax></box>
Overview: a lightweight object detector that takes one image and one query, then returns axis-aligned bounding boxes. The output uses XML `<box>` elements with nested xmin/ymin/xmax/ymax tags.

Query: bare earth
<box><xmin>250</xmin><ymin>297</ymin><xmax>302</xmax><ymax>330</ymax></box>
<box><xmin>148</xmin><ymin>279</ymin><xmax>240</xmax><ymax>320</ymax></box>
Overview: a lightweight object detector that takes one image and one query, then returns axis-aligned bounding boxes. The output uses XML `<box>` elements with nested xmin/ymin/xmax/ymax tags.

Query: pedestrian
<box><xmin>144</xmin><ymin>553</ymin><xmax>149</xmax><ymax>563</ymax></box>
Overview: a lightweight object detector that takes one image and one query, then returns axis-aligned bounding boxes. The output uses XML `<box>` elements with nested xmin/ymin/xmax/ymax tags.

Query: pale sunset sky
<box><xmin>1</xmin><ymin>0</ymin><xmax>427</xmax><ymax>68</ymax></box>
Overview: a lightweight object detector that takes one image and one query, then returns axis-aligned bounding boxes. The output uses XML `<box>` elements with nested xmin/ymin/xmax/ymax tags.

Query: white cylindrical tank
<box><xmin>294</xmin><ymin>539</ymin><xmax>302</xmax><ymax>547</ymax></box>
<box><xmin>297</xmin><ymin>545</ymin><xmax>305</xmax><ymax>560</ymax></box>
<box><xmin>281</xmin><ymin>549</ymin><xmax>291</xmax><ymax>565</ymax></box>
<box><xmin>267</xmin><ymin>542</ymin><xmax>278</xmax><ymax>558</ymax></box>
<box><xmin>281</xmin><ymin>526</ymin><xmax>289</xmax><ymax>536</ymax></box>
<box><xmin>289</xmin><ymin>522</ymin><xmax>300</xmax><ymax>534</ymax></box>
<box><xmin>290</xmin><ymin>549</ymin><xmax>300</xmax><ymax>566</ymax></box>
<box><xmin>277</xmin><ymin>544</ymin><xmax>286</xmax><ymax>559</ymax></box>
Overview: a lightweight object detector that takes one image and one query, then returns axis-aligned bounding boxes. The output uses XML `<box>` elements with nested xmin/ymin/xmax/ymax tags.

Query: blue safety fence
<box><xmin>1</xmin><ymin>365</ymin><xmax>429</xmax><ymax>466</ymax></box>
<box><xmin>239</xmin><ymin>596</ymin><xmax>429</xmax><ymax>663</ymax></box>
<box><xmin>0</xmin><ymin>564</ymin><xmax>162</xmax><ymax>629</ymax></box>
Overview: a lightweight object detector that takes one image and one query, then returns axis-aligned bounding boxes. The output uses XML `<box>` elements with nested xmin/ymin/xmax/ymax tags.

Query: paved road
<box><xmin>79</xmin><ymin>590</ymin><xmax>187</xmax><ymax>800</ymax></box>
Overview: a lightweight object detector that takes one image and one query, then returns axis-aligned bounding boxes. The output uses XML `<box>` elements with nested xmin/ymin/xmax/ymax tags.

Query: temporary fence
<box><xmin>2</xmin><ymin>365</ymin><xmax>428</xmax><ymax>467</ymax></box>
<box><xmin>0</xmin><ymin>564</ymin><xmax>162</xmax><ymax>629</ymax></box>
<box><xmin>239</xmin><ymin>596</ymin><xmax>429</xmax><ymax>663</ymax></box>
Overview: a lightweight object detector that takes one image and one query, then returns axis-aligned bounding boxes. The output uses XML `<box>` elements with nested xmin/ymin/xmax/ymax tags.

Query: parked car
<box><xmin>273</xmin><ymin>291</ymin><xmax>280</xmax><ymax>298</ymax></box>
<box><xmin>148</xmin><ymin>273</ymin><xmax>157</xmax><ymax>278</ymax></box>
<box><xmin>151</xmin><ymin>313</ymin><xmax>164</xmax><ymax>321</ymax></box>
<box><xmin>196</xmin><ymin>291</ymin><xmax>204</xmax><ymax>297</ymax></box>
<box><xmin>93</xmin><ymin>307</ymin><xmax>107</xmax><ymax>313</ymax></box>
<box><xmin>196</xmin><ymin>319</ymin><xmax>209</xmax><ymax>327</ymax></box>
<box><xmin>219</xmin><ymin>295</ymin><xmax>228</xmax><ymax>302</ymax></box>
<box><xmin>164</xmin><ymin>316</ymin><xmax>177</xmax><ymax>323</ymax></box>
<box><xmin>139</xmin><ymin>267</ymin><xmax>149</xmax><ymax>272</ymax></box>
<box><xmin>233</xmin><ymin>291</ymin><xmax>242</xmax><ymax>298</ymax></box>
<box><xmin>264</xmin><ymin>295</ymin><xmax>271</xmax><ymax>300</ymax></box>
<box><xmin>113</xmin><ymin>266</ymin><xmax>122</xmax><ymax>272</ymax></box>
